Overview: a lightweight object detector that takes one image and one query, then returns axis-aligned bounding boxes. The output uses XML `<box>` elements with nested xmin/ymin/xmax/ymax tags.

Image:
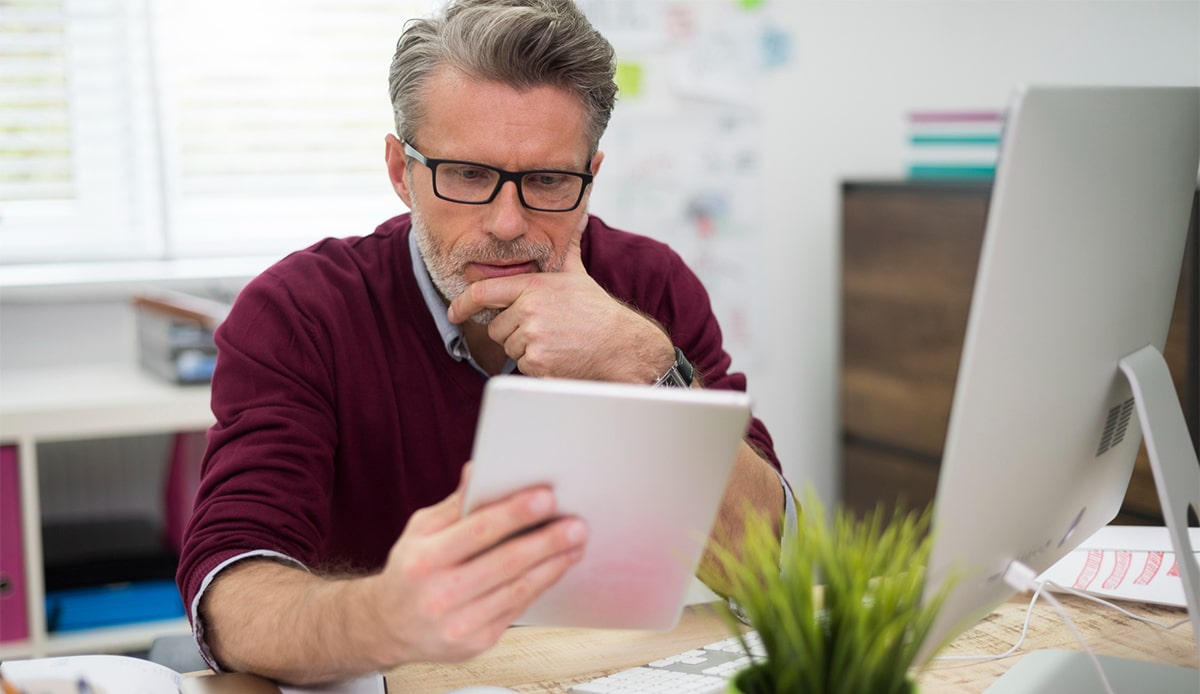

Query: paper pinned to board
<box><xmin>1037</xmin><ymin>525</ymin><xmax>1200</xmax><ymax>607</ymax></box>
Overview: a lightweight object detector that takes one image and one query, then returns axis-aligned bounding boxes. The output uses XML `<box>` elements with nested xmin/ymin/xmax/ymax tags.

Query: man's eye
<box><xmin>527</xmin><ymin>173</ymin><xmax>568</xmax><ymax>188</ymax></box>
<box><xmin>449</xmin><ymin>166</ymin><xmax>490</xmax><ymax>181</ymax></box>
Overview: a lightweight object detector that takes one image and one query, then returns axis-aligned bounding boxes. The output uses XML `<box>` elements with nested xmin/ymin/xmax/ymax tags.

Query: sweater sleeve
<box><xmin>175</xmin><ymin>266</ymin><xmax>339</xmax><ymax>616</ymax></box>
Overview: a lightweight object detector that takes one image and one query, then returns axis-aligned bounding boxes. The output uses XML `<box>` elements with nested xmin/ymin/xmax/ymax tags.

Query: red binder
<box><xmin>0</xmin><ymin>445</ymin><xmax>29</xmax><ymax>643</ymax></box>
<box><xmin>164</xmin><ymin>431</ymin><xmax>207</xmax><ymax>556</ymax></box>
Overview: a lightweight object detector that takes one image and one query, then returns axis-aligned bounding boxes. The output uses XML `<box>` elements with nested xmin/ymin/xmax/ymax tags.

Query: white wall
<box><xmin>750</xmin><ymin>1</ymin><xmax>1199</xmax><ymax>503</ymax></box>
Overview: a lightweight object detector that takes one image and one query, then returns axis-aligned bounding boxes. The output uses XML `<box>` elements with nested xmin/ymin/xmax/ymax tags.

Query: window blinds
<box><xmin>1</xmin><ymin>0</ymin><xmax>425</xmax><ymax>264</ymax></box>
<box><xmin>152</xmin><ymin>0</ymin><xmax>416</xmax><ymax>257</ymax></box>
<box><xmin>1</xmin><ymin>0</ymin><xmax>161</xmax><ymax>262</ymax></box>
<box><xmin>1</xmin><ymin>0</ymin><xmax>72</xmax><ymax>203</ymax></box>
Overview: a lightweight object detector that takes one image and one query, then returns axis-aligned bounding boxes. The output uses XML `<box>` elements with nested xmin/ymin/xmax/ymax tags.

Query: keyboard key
<box><xmin>569</xmin><ymin>631</ymin><xmax>763</xmax><ymax>694</ymax></box>
<box><xmin>570</xmin><ymin>667</ymin><xmax>726</xmax><ymax>693</ymax></box>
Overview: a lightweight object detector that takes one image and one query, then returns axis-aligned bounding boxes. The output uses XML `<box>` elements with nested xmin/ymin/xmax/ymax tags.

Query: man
<box><xmin>177</xmin><ymin>0</ymin><xmax>790</xmax><ymax>685</ymax></box>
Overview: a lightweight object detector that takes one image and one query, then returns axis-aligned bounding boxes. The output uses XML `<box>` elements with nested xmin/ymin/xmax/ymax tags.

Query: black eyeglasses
<box><xmin>404</xmin><ymin>142</ymin><xmax>593</xmax><ymax>212</ymax></box>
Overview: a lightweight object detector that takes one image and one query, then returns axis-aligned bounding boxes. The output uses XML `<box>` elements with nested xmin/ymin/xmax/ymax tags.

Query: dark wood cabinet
<box><xmin>840</xmin><ymin>180</ymin><xmax>1198</xmax><ymax>524</ymax></box>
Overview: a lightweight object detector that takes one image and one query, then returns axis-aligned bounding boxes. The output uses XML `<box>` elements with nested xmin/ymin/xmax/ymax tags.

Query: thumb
<box><xmin>561</xmin><ymin>213</ymin><xmax>587</xmax><ymax>273</ymax></box>
<box><xmin>452</xmin><ymin>462</ymin><xmax>473</xmax><ymax>512</ymax></box>
<box><xmin>457</xmin><ymin>462</ymin><xmax>473</xmax><ymax>495</ymax></box>
<box><xmin>411</xmin><ymin>462</ymin><xmax>473</xmax><ymax>533</ymax></box>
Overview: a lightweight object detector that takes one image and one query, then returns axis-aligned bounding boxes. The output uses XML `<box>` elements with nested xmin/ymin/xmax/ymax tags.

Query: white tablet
<box><xmin>464</xmin><ymin>375</ymin><xmax>752</xmax><ymax>630</ymax></box>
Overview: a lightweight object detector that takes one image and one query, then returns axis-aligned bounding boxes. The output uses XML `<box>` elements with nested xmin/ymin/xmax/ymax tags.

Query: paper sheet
<box><xmin>1</xmin><ymin>655</ymin><xmax>385</xmax><ymax>694</ymax></box>
<box><xmin>1037</xmin><ymin>525</ymin><xmax>1200</xmax><ymax>607</ymax></box>
<box><xmin>1</xmin><ymin>655</ymin><xmax>181</xmax><ymax>694</ymax></box>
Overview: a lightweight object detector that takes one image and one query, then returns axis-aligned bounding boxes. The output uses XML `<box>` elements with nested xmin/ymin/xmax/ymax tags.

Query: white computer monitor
<box><xmin>915</xmin><ymin>85</ymin><xmax>1200</xmax><ymax>666</ymax></box>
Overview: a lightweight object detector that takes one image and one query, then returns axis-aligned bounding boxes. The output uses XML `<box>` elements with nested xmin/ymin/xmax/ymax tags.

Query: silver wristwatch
<box><xmin>654</xmin><ymin>347</ymin><xmax>694</xmax><ymax>388</ymax></box>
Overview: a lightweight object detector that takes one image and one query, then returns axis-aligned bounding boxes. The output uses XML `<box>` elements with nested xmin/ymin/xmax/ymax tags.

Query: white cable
<box><xmin>933</xmin><ymin>585</ymin><xmax>1044</xmax><ymax>663</ymax></box>
<box><xmin>1034</xmin><ymin>586</ymin><xmax>1116</xmax><ymax>694</ymax></box>
<box><xmin>932</xmin><ymin>562</ymin><xmax>1191</xmax><ymax>671</ymax></box>
<box><xmin>1002</xmin><ymin>560</ymin><xmax>1116</xmax><ymax>694</ymax></box>
<box><xmin>1041</xmin><ymin>581</ymin><xmax>1192</xmax><ymax>631</ymax></box>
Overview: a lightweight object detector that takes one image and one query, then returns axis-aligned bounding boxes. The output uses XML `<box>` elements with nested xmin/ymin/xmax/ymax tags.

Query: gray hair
<box><xmin>388</xmin><ymin>0</ymin><xmax>617</xmax><ymax>158</ymax></box>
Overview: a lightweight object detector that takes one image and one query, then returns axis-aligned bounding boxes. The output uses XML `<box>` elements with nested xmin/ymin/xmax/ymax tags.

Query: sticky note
<box><xmin>761</xmin><ymin>26</ymin><xmax>790</xmax><ymax>68</ymax></box>
<box><xmin>615</xmin><ymin>61</ymin><xmax>645</xmax><ymax>99</ymax></box>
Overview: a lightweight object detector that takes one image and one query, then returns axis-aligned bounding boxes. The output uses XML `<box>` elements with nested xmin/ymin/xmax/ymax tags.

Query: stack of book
<box><xmin>906</xmin><ymin>109</ymin><xmax>1004</xmax><ymax>180</ymax></box>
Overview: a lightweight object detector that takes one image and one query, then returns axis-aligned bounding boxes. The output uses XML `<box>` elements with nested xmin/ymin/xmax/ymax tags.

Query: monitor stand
<box><xmin>987</xmin><ymin>344</ymin><xmax>1200</xmax><ymax>692</ymax></box>
<box><xmin>983</xmin><ymin>649</ymin><xmax>1198</xmax><ymax>693</ymax></box>
<box><xmin>1119</xmin><ymin>343</ymin><xmax>1200</xmax><ymax>659</ymax></box>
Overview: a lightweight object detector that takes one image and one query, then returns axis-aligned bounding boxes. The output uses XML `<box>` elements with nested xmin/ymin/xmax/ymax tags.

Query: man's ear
<box><xmin>590</xmin><ymin>149</ymin><xmax>605</xmax><ymax>177</ymax></box>
<box><xmin>384</xmin><ymin>134</ymin><xmax>413</xmax><ymax>207</ymax></box>
<box><xmin>577</xmin><ymin>149</ymin><xmax>605</xmax><ymax>211</ymax></box>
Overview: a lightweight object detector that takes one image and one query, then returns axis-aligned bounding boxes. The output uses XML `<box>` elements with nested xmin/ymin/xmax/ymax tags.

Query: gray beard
<box><xmin>409</xmin><ymin>205</ymin><xmax>565</xmax><ymax>326</ymax></box>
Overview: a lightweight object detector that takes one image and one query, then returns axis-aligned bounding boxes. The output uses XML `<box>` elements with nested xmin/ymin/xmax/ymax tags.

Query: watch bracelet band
<box><xmin>654</xmin><ymin>347</ymin><xmax>694</xmax><ymax>388</ymax></box>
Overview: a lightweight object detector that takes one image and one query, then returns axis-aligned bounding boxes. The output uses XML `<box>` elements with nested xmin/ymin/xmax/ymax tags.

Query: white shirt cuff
<box><xmin>189</xmin><ymin>549</ymin><xmax>309</xmax><ymax>671</ymax></box>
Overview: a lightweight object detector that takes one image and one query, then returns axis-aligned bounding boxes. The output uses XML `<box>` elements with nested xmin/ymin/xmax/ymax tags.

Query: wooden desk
<box><xmin>385</xmin><ymin>605</ymin><xmax>737</xmax><ymax>693</ymax></box>
<box><xmin>384</xmin><ymin>596</ymin><xmax>1196</xmax><ymax>693</ymax></box>
<box><xmin>922</xmin><ymin>594</ymin><xmax>1195</xmax><ymax>693</ymax></box>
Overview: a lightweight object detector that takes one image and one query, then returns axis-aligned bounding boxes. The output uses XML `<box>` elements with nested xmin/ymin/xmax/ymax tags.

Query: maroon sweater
<box><xmin>176</xmin><ymin>214</ymin><xmax>778</xmax><ymax>614</ymax></box>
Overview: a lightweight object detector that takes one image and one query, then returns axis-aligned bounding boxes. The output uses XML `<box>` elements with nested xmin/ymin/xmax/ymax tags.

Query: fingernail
<box><xmin>528</xmin><ymin>490</ymin><xmax>553</xmax><ymax>515</ymax></box>
<box><xmin>565</xmin><ymin>519</ymin><xmax>588</xmax><ymax>544</ymax></box>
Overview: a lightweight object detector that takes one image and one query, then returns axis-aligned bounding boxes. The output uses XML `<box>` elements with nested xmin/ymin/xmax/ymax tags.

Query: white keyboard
<box><xmin>569</xmin><ymin>631</ymin><xmax>764</xmax><ymax>694</ymax></box>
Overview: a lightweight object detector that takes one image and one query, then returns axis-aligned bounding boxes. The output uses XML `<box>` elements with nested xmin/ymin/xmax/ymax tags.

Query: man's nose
<box><xmin>485</xmin><ymin>180</ymin><xmax>528</xmax><ymax>241</ymax></box>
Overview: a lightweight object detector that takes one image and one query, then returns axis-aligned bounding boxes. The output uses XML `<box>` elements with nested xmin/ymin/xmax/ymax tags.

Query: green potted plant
<box><xmin>711</xmin><ymin>491</ymin><xmax>955</xmax><ymax>694</ymax></box>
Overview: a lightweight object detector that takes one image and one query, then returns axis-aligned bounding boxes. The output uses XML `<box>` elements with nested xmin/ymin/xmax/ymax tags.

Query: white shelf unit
<box><xmin>0</xmin><ymin>364</ymin><xmax>214</xmax><ymax>659</ymax></box>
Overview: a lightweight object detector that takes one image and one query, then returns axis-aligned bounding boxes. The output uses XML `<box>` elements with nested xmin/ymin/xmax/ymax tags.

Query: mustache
<box><xmin>453</xmin><ymin>238</ymin><xmax>556</xmax><ymax>271</ymax></box>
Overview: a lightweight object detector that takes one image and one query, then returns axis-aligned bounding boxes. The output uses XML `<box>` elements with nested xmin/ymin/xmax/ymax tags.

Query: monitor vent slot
<box><xmin>1095</xmin><ymin>397</ymin><xmax>1136</xmax><ymax>456</ymax></box>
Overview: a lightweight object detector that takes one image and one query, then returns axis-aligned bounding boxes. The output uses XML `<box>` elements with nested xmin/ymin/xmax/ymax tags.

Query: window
<box><xmin>0</xmin><ymin>0</ymin><xmax>424</xmax><ymax>265</ymax></box>
<box><xmin>1</xmin><ymin>0</ymin><xmax>161</xmax><ymax>262</ymax></box>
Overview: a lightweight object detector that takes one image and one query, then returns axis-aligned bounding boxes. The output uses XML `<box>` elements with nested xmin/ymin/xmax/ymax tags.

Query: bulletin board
<box><xmin>580</xmin><ymin>0</ymin><xmax>792</xmax><ymax>371</ymax></box>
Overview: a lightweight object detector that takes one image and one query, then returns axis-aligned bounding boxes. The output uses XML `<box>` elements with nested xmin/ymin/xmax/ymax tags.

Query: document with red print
<box><xmin>1038</xmin><ymin>525</ymin><xmax>1200</xmax><ymax>607</ymax></box>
